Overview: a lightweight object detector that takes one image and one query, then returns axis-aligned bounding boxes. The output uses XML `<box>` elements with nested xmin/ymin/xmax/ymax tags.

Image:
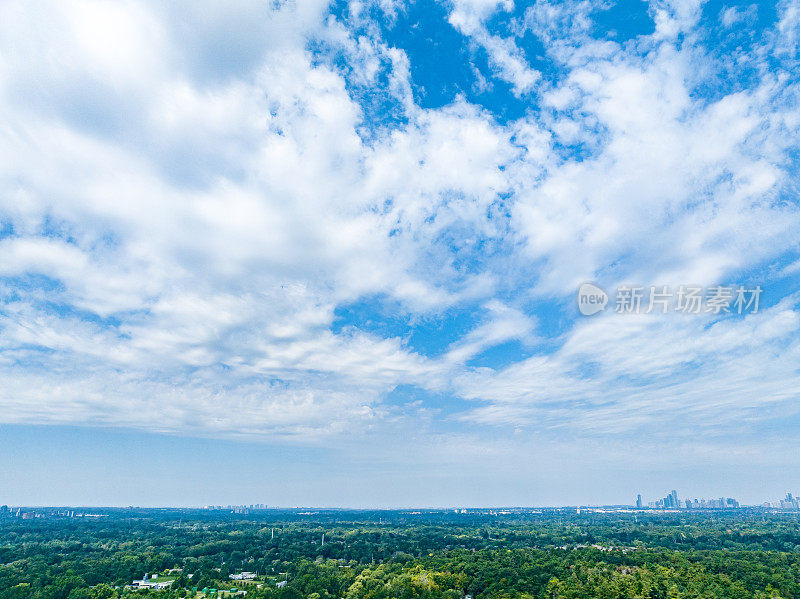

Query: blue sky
<box><xmin>1</xmin><ymin>0</ymin><xmax>800</xmax><ymax>507</ymax></box>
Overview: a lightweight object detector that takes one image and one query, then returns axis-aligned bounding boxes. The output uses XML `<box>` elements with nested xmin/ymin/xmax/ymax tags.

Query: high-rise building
<box><xmin>636</xmin><ymin>494</ymin><xmax>643</xmax><ymax>508</ymax></box>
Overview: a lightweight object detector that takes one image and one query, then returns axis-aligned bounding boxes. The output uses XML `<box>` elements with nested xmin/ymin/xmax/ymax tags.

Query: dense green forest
<box><xmin>2</xmin><ymin>509</ymin><xmax>800</xmax><ymax>598</ymax></box>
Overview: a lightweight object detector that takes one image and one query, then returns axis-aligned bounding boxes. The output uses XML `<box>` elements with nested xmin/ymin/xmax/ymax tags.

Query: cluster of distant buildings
<box><xmin>760</xmin><ymin>493</ymin><xmax>800</xmax><ymax>509</ymax></box>
<box><xmin>129</xmin><ymin>573</ymin><xmax>174</xmax><ymax>590</ymax></box>
<box><xmin>634</xmin><ymin>490</ymin><xmax>800</xmax><ymax>509</ymax></box>
<box><xmin>0</xmin><ymin>505</ymin><xmax>106</xmax><ymax>519</ymax></box>
<box><xmin>636</xmin><ymin>490</ymin><xmax>740</xmax><ymax>509</ymax></box>
<box><xmin>203</xmin><ymin>504</ymin><xmax>268</xmax><ymax>513</ymax></box>
<box><xmin>229</xmin><ymin>571</ymin><xmax>287</xmax><ymax>590</ymax></box>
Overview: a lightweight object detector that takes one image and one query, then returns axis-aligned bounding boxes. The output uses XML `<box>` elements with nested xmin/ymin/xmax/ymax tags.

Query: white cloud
<box><xmin>456</xmin><ymin>299</ymin><xmax>800</xmax><ymax>437</ymax></box>
<box><xmin>0</xmin><ymin>0</ymin><xmax>798</xmax><ymax>459</ymax></box>
<box><xmin>445</xmin><ymin>300</ymin><xmax>537</xmax><ymax>364</ymax></box>
<box><xmin>720</xmin><ymin>5</ymin><xmax>757</xmax><ymax>28</ymax></box>
<box><xmin>0</xmin><ymin>0</ymin><xmax>516</xmax><ymax>440</ymax></box>
<box><xmin>448</xmin><ymin>0</ymin><xmax>541</xmax><ymax>96</ymax></box>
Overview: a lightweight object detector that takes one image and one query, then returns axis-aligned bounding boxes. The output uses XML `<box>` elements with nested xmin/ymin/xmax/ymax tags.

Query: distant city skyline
<box><xmin>636</xmin><ymin>490</ymin><xmax>741</xmax><ymax>510</ymax></box>
<box><xmin>5</xmin><ymin>482</ymin><xmax>800</xmax><ymax>512</ymax></box>
<box><xmin>5</xmin><ymin>493</ymin><xmax>800</xmax><ymax>512</ymax></box>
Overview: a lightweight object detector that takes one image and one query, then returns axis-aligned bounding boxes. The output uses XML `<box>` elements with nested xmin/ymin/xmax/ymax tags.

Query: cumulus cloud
<box><xmin>455</xmin><ymin>298</ymin><xmax>800</xmax><ymax>434</ymax></box>
<box><xmin>0</xmin><ymin>0</ymin><xmax>798</xmax><ymax>466</ymax></box>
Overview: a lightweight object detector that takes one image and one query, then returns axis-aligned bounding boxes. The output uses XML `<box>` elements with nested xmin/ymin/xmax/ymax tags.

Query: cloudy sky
<box><xmin>1</xmin><ymin>0</ymin><xmax>799</xmax><ymax>507</ymax></box>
